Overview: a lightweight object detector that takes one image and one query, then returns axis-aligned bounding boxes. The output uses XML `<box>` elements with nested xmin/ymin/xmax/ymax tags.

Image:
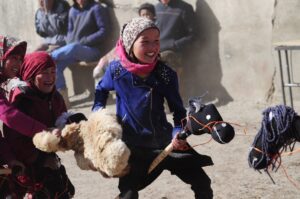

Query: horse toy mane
<box><xmin>248</xmin><ymin>105</ymin><xmax>300</xmax><ymax>171</ymax></box>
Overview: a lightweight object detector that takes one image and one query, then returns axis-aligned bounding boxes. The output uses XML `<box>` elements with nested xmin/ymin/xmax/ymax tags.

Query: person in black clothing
<box><xmin>155</xmin><ymin>0</ymin><xmax>196</xmax><ymax>84</ymax></box>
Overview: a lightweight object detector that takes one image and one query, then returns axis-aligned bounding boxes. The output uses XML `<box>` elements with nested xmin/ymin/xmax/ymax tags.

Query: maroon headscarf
<box><xmin>20</xmin><ymin>51</ymin><xmax>56</xmax><ymax>82</ymax></box>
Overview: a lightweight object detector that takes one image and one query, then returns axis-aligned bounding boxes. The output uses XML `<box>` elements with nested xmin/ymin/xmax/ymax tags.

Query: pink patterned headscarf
<box><xmin>121</xmin><ymin>17</ymin><xmax>159</xmax><ymax>54</ymax></box>
<box><xmin>116</xmin><ymin>39</ymin><xmax>157</xmax><ymax>77</ymax></box>
<box><xmin>116</xmin><ymin>17</ymin><xmax>160</xmax><ymax>77</ymax></box>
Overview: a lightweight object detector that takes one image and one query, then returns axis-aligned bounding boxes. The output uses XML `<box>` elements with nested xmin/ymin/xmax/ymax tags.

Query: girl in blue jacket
<box><xmin>92</xmin><ymin>17</ymin><xmax>213</xmax><ymax>199</ymax></box>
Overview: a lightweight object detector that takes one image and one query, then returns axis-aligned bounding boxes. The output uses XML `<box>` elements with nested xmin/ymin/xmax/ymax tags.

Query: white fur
<box><xmin>33</xmin><ymin>130</ymin><xmax>61</xmax><ymax>152</ymax></box>
<box><xmin>33</xmin><ymin>109</ymin><xmax>131</xmax><ymax>178</ymax></box>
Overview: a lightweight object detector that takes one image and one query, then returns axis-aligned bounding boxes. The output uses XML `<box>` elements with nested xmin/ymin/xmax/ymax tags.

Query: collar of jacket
<box><xmin>73</xmin><ymin>0</ymin><xmax>94</xmax><ymax>10</ymax></box>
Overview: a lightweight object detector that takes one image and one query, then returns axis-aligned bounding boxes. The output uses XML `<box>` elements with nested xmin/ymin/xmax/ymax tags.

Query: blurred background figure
<box><xmin>138</xmin><ymin>2</ymin><xmax>156</xmax><ymax>21</ymax></box>
<box><xmin>155</xmin><ymin>0</ymin><xmax>196</xmax><ymax>86</ymax></box>
<box><xmin>34</xmin><ymin>0</ymin><xmax>70</xmax><ymax>52</ymax></box>
<box><xmin>51</xmin><ymin>0</ymin><xmax>110</xmax><ymax>107</ymax></box>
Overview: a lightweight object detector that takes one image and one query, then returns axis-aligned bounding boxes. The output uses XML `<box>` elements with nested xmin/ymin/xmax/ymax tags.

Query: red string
<box><xmin>180</xmin><ymin>114</ymin><xmax>246</xmax><ymax>148</ymax></box>
<box><xmin>280</xmin><ymin>163</ymin><xmax>300</xmax><ymax>190</ymax></box>
<box><xmin>252</xmin><ymin>146</ymin><xmax>300</xmax><ymax>191</ymax></box>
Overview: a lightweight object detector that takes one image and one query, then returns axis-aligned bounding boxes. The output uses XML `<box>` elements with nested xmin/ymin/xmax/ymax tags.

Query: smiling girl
<box><xmin>3</xmin><ymin>51</ymin><xmax>74</xmax><ymax>198</ymax></box>
<box><xmin>93</xmin><ymin>17</ymin><xmax>213</xmax><ymax>199</ymax></box>
<box><xmin>0</xmin><ymin>35</ymin><xmax>48</xmax><ymax>136</ymax></box>
<box><xmin>0</xmin><ymin>36</ymin><xmax>52</xmax><ymax>173</ymax></box>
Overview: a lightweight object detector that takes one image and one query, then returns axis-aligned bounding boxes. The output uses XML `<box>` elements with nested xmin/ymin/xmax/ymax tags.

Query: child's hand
<box><xmin>172</xmin><ymin>133</ymin><xmax>190</xmax><ymax>151</ymax></box>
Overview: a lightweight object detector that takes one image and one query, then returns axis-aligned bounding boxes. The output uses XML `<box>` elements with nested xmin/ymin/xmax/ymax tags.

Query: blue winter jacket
<box><xmin>92</xmin><ymin>60</ymin><xmax>187</xmax><ymax>149</ymax></box>
<box><xmin>67</xmin><ymin>1</ymin><xmax>108</xmax><ymax>48</ymax></box>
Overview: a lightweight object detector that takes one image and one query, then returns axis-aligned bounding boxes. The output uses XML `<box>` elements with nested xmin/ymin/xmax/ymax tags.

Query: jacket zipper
<box><xmin>132</xmin><ymin>77</ymin><xmax>156</xmax><ymax>139</ymax></box>
<box><xmin>48</xmin><ymin>101</ymin><xmax>52</xmax><ymax>111</ymax></box>
<box><xmin>149</xmin><ymin>87</ymin><xmax>155</xmax><ymax>137</ymax></box>
<box><xmin>49</xmin><ymin>100</ymin><xmax>55</xmax><ymax>125</ymax></box>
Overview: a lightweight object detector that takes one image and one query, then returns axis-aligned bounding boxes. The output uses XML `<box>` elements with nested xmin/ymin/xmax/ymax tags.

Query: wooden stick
<box><xmin>0</xmin><ymin>168</ymin><xmax>12</xmax><ymax>175</ymax></box>
<box><xmin>148</xmin><ymin>143</ymin><xmax>174</xmax><ymax>174</ymax></box>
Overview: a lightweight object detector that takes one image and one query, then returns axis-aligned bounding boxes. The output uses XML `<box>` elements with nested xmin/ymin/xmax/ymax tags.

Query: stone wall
<box><xmin>2</xmin><ymin>0</ymin><xmax>300</xmax><ymax>105</ymax></box>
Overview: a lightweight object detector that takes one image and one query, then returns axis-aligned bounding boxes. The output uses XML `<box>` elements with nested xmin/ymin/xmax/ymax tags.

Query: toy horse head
<box><xmin>248</xmin><ymin>105</ymin><xmax>300</xmax><ymax>170</ymax></box>
<box><xmin>181</xmin><ymin>97</ymin><xmax>235</xmax><ymax>144</ymax></box>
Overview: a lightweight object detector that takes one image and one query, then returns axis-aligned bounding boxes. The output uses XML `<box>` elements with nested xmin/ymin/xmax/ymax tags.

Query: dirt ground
<box><xmin>59</xmin><ymin>95</ymin><xmax>300</xmax><ymax>199</ymax></box>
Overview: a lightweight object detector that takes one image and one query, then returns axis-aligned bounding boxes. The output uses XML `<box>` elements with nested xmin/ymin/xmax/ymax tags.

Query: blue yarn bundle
<box><xmin>249</xmin><ymin>105</ymin><xmax>298</xmax><ymax>170</ymax></box>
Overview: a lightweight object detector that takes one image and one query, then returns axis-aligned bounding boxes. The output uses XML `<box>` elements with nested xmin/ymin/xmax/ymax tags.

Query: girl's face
<box><xmin>34</xmin><ymin>67</ymin><xmax>56</xmax><ymax>93</ymax></box>
<box><xmin>3</xmin><ymin>54</ymin><xmax>23</xmax><ymax>78</ymax></box>
<box><xmin>132</xmin><ymin>28</ymin><xmax>160</xmax><ymax>64</ymax></box>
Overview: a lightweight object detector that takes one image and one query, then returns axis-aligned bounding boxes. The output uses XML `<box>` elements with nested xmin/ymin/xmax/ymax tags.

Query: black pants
<box><xmin>118</xmin><ymin>147</ymin><xmax>213</xmax><ymax>199</ymax></box>
<box><xmin>32</xmin><ymin>153</ymin><xmax>75</xmax><ymax>199</ymax></box>
<box><xmin>0</xmin><ymin>153</ymin><xmax>75</xmax><ymax>199</ymax></box>
<box><xmin>34</xmin><ymin>165</ymin><xmax>75</xmax><ymax>199</ymax></box>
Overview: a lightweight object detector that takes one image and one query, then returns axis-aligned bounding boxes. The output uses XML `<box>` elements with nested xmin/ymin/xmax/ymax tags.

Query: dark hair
<box><xmin>72</xmin><ymin>0</ymin><xmax>93</xmax><ymax>9</ymax></box>
<box><xmin>138</xmin><ymin>3</ymin><xmax>156</xmax><ymax>16</ymax></box>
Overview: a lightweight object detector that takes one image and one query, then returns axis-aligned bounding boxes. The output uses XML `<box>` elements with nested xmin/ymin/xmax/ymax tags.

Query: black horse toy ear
<box><xmin>180</xmin><ymin>97</ymin><xmax>235</xmax><ymax>144</ymax></box>
<box><xmin>66</xmin><ymin>113</ymin><xmax>87</xmax><ymax>124</ymax></box>
<box><xmin>187</xmin><ymin>103</ymin><xmax>223</xmax><ymax>135</ymax></box>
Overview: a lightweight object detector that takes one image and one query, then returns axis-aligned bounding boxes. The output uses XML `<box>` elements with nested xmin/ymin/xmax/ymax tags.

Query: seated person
<box><xmin>3</xmin><ymin>52</ymin><xmax>74</xmax><ymax>198</ymax></box>
<box><xmin>34</xmin><ymin>0</ymin><xmax>70</xmax><ymax>52</ymax></box>
<box><xmin>155</xmin><ymin>0</ymin><xmax>196</xmax><ymax>81</ymax></box>
<box><xmin>51</xmin><ymin>0</ymin><xmax>110</xmax><ymax>106</ymax></box>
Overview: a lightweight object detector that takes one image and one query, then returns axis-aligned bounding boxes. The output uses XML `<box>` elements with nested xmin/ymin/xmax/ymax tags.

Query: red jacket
<box><xmin>3</xmin><ymin>86</ymin><xmax>66</xmax><ymax>165</ymax></box>
<box><xmin>0</xmin><ymin>36</ymin><xmax>47</xmax><ymax>164</ymax></box>
<box><xmin>0</xmin><ymin>87</ymin><xmax>48</xmax><ymax>164</ymax></box>
<box><xmin>0</xmin><ymin>91</ymin><xmax>46</xmax><ymax>136</ymax></box>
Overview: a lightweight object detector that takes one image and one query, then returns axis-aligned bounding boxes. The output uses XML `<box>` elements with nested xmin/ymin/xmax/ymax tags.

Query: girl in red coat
<box><xmin>0</xmin><ymin>35</ymin><xmax>65</xmax><ymax>169</ymax></box>
<box><xmin>3</xmin><ymin>51</ymin><xmax>74</xmax><ymax>198</ymax></box>
<box><xmin>0</xmin><ymin>35</ymin><xmax>52</xmax><ymax>189</ymax></box>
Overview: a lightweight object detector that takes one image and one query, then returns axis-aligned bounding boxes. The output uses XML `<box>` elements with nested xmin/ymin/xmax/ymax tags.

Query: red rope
<box><xmin>280</xmin><ymin>163</ymin><xmax>300</xmax><ymax>190</ymax></box>
<box><xmin>180</xmin><ymin>114</ymin><xmax>246</xmax><ymax>148</ymax></box>
<box><xmin>252</xmin><ymin>145</ymin><xmax>300</xmax><ymax>191</ymax></box>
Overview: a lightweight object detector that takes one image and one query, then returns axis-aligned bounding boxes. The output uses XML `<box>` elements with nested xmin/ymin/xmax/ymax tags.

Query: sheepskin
<box><xmin>33</xmin><ymin>109</ymin><xmax>131</xmax><ymax>178</ymax></box>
